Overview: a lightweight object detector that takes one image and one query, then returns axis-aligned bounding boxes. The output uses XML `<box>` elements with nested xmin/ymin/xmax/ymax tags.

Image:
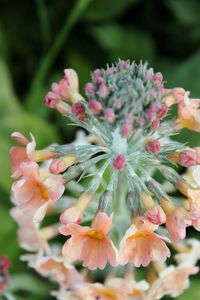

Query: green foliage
<box><xmin>83</xmin><ymin>0</ymin><xmax>140</xmax><ymax>21</ymax></box>
<box><xmin>0</xmin><ymin>0</ymin><xmax>200</xmax><ymax>298</ymax></box>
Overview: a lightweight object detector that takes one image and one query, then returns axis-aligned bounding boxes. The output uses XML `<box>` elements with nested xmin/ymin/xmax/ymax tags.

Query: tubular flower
<box><xmin>10</xmin><ymin>131</ymin><xmax>57</xmax><ymax>178</ymax></box>
<box><xmin>119</xmin><ymin>218</ymin><xmax>170</xmax><ymax>267</ymax></box>
<box><xmin>12</xmin><ymin>162</ymin><xmax>65</xmax><ymax>223</ymax></box>
<box><xmin>148</xmin><ymin>264</ymin><xmax>199</xmax><ymax>299</ymax></box>
<box><xmin>60</xmin><ymin>212</ymin><xmax>118</xmax><ymax>270</ymax></box>
<box><xmin>176</xmin><ymin>92</ymin><xmax>200</xmax><ymax>132</ymax></box>
<box><xmin>22</xmin><ymin>254</ymin><xmax>83</xmax><ymax>289</ymax></box>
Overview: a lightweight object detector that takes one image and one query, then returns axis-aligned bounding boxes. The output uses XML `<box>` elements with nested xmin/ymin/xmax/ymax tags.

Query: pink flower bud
<box><xmin>145</xmin><ymin>205</ymin><xmax>166</xmax><ymax>225</ymax></box>
<box><xmin>99</xmin><ymin>84</ymin><xmax>108</xmax><ymax>98</ymax></box>
<box><xmin>71</xmin><ymin>102</ymin><xmax>86</xmax><ymax>121</ymax></box>
<box><xmin>59</xmin><ymin>78</ymin><xmax>70</xmax><ymax>99</ymax></box>
<box><xmin>172</xmin><ymin>87</ymin><xmax>186</xmax><ymax>103</ymax></box>
<box><xmin>113</xmin><ymin>154</ymin><xmax>126</xmax><ymax>170</ymax></box>
<box><xmin>93</xmin><ymin>69</ymin><xmax>102</xmax><ymax>78</ymax></box>
<box><xmin>88</xmin><ymin>100</ymin><xmax>102</xmax><ymax>115</ymax></box>
<box><xmin>126</xmin><ymin>113</ymin><xmax>133</xmax><ymax>124</ymax></box>
<box><xmin>118</xmin><ymin>60</ymin><xmax>126</xmax><ymax>69</ymax></box>
<box><xmin>120</xmin><ymin>123</ymin><xmax>132</xmax><ymax>137</ymax></box>
<box><xmin>115</xmin><ymin>98</ymin><xmax>122</xmax><ymax>109</ymax></box>
<box><xmin>60</xmin><ymin>206</ymin><xmax>82</xmax><ymax>225</ymax></box>
<box><xmin>44</xmin><ymin>92</ymin><xmax>59</xmax><ymax>108</ymax></box>
<box><xmin>154</xmin><ymin>72</ymin><xmax>163</xmax><ymax>84</ymax></box>
<box><xmin>146</xmin><ymin>140</ymin><xmax>161</xmax><ymax>154</ymax></box>
<box><xmin>85</xmin><ymin>82</ymin><xmax>95</xmax><ymax>94</ymax></box>
<box><xmin>151</xmin><ymin>119</ymin><xmax>160</xmax><ymax>129</ymax></box>
<box><xmin>146</xmin><ymin>108</ymin><xmax>157</xmax><ymax>121</ymax></box>
<box><xmin>50</xmin><ymin>159</ymin><xmax>67</xmax><ymax>174</ymax></box>
<box><xmin>180</xmin><ymin>150</ymin><xmax>197</xmax><ymax>167</ymax></box>
<box><xmin>138</xmin><ymin>117</ymin><xmax>145</xmax><ymax>126</ymax></box>
<box><xmin>104</xmin><ymin>108</ymin><xmax>115</xmax><ymax>123</ymax></box>
<box><xmin>64</xmin><ymin>68</ymin><xmax>79</xmax><ymax>92</ymax></box>
<box><xmin>106</xmin><ymin>67</ymin><xmax>115</xmax><ymax>75</ymax></box>
<box><xmin>158</xmin><ymin>104</ymin><xmax>169</xmax><ymax>119</ymax></box>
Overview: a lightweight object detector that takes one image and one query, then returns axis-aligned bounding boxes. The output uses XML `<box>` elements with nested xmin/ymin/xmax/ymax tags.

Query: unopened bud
<box><xmin>71</xmin><ymin>102</ymin><xmax>86</xmax><ymax>121</ymax></box>
<box><xmin>50</xmin><ymin>155</ymin><xmax>76</xmax><ymax>174</ymax></box>
<box><xmin>145</xmin><ymin>205</ymin><xmax>166</xmax><ymax>225</ymax></box>
<box><xmin>85</xmin><ymin>82</ymin><xmax>95</xmax><ymax>94</ymax></box>
<box><xmin>120</xmin><ymin>123</ymin><xmax>132</xmax><ymax>137</ymax></box>
<box><xmin>158</xmin><ymin>104</ymin><xmax>169</xmax><ymax>119</ymax></box>
<box><xmin>151</xmin><ymin>119</ymin><xmax>160</xmax><ymax>129</ymax></box>
<box><xmin>98</xmin><ymin>84</ymin><xmax>108</xmax><ymax>98</ymax></box>
<box><xmin>180</xmin><ymin>150</ymin><xmax>197</xmax><ymax>167</ymax></box>
<box><xmin>113</xmin><ymin>154</ymin><xmax>126</xmax><ymax>170</ymax></box>
<box><xmin>104</xmin><ymin>108</ymin><xmax>115</xmax><ymax>123</ymax></box>
<box><xmin>60</xmin><ymin>206</ymin><xmax>82</xmax><ymax>225</ymax></box>
<box><xmin>88</xmin><ymin>100</ymin><xmax>102</xmax><ymax>115</ymax></box>
<box><xmin>146</xmin><ymin>140</ymin><xmax>160</xmax><ymax>154</ymax></box>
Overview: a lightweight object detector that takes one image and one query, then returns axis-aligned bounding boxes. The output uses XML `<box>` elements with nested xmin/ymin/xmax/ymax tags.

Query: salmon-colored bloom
<box><xmin>177</xmin><ymin>93</ymin><xmax>200</xmax><ymax>132</ymax></box>
<box><xmin>119</xmin><ymin>218</ymin><xmax>170</xmax><ymax>267</ymax></box>
<box><xmin>91</xmin><ymin>278</ymin><xmax>149</xmax><ymax>300</ymax></box>
<box><xmin>148</xmin><ymin>264</ymin><xmax>199</xmax><ymax>299</ymax></box>
<box><xmin>60</xmin><ymin>212</ymin><xmax>118</xmax><ymax>270</ymax></box>
<box><xmin>10</xmin><ymin>207</ymin><xmax>50</xmax><ymax>252</ymax></box>
<box><xmin>12</xmin><ymin>162</ymin><xmax>65</xmax><ymax>223</ymax></box>
<box><xmin>10</xmin><ymin>132</ymin><xmax>57</xmax><ymax>178</ymax></box>
<box><xmin>165</xmin><ymin>206</ymin><xmax>191</xmax><ymax>242</ymax></box>
<box><xmin>145</xmin><ymin>205</ymin><xmax>166</xmax><ymax>225</ymax></box>
<box><xmin>10</xmin><ymin>132</ymin><xmax>36</xmax><ymax>178</ymax></box>
<box><xmin>23</xmin><ymin>254</ymin><xmax>83</xmax><ymax>289</ymax></box>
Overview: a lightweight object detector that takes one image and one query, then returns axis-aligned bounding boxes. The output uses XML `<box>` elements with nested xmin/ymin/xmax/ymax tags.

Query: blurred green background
<box><xmin>0</xmin><ymin>0</ymin><xmax>200</xmax><ymax>299</ymax></box>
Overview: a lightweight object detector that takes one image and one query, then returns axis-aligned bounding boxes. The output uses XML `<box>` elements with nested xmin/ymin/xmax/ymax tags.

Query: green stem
<box><xmin>35</xmin><ymin>0</ymin><xmax>50</xmax><ymax>47</ymax></box>
<box><xmin>26</xmin><ymin>0</ymin><xmax>94</xmax><ymax>110</ymax></box>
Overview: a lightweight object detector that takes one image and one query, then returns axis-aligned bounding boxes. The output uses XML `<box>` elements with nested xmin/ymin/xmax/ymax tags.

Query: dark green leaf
<box><xmin>84</xmin><ymin>0</ymin><xmax>140</xmax><ymax>21</ymax></box>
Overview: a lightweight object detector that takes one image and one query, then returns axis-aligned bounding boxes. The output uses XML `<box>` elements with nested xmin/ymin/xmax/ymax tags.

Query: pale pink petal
<box><xmin>92</xmin><ymin>212</ymin><xmax>113</xmax><ymax>235</ymax></box>
<box><xmin>62</xmin><ymin>237</ymin><xmax>85</xmax><ymax>260</ymax></box>
<box><xmin>59</xmin><ymin>223</ymin><xmax>90</xmax><ymax>237</ymax></box>
<box><xmin>104</xmin><ymin>238</ymin><xmax>119</xmax><ymax>267</ymax></box>
<box><xmin>44</xmin><ymin>175</ymin><xmax>65</xmax><ymax>202</ymax></box>
<box><xmin>33</xmin><ymin>202</ymin><xmax>48</xmax><ymax>223</ymax></box>
<box><xmin>11</xmin><ymin>132</ymin><xmax>29</xmax><ymax>144</ymax></box>
<box><xmin>26</xmin><ymin>133</ymin><xmax>36</xmax><ymax>159</ymax></box>
<box><xmin>20</xmin><ymin>162</ymin><xmax>40</xmax><ymax>180</ymax></box>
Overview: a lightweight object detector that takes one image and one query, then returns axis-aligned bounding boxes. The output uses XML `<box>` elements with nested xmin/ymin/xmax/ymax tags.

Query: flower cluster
<box><xmin>10</xmin><ymin>60</ymin><xmax>200</xmax><ymax>299</ymax></box>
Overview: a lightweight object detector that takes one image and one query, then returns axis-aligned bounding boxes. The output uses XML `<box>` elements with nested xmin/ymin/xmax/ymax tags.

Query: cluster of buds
<box><xmin>0</xmin><ymin>256</ymin><xmax>10</xmax><ymax>293</ymax></box>
<box><xmin>10</xmin><ymin>60</ymin><xmax>200</xmax><ymax>299</ymax></box>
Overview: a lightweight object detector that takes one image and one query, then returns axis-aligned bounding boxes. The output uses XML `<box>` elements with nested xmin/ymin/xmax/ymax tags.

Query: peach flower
<box><xmin>90</xmin><ymin>278</ymin><xmax>149</xmax><ymax>300</ymax></box>
<box><xmin>60</xmin><ymin>212</ymin><xmax>118</xmax><ymax>270</ymax></box>
<box><xmin>12</xmin><ymin>162</ymin><xmax>65</xmax><ymax>223</ymax></box>
<box><xmin>177</xmin><ymin>93</ymin><xmax>200</xmax><ymax>132</ymax></box>
<box><xmin>22</xmin><ymin>254</ymin><xmax>83</xmax><ymax>289</ymax></box>
<box><xmin>119</xmin><ymin>218</ymin><xmax>170</xmax><ymax>267</ymax></box>
<box><xmin>10</xmin><ymin>207</ymin><xmax>51</xmax><ymax>252</ymax></box>
<box><xmin>165</xmin><ymin>206</ymin><xmax>191</xmax><ymax>242</ymax></box>
<box><xmin>148</xmin><ymin>264</ymin><xmax>199</xmax><ymax>299</ymax></box>
<box><xmin>10</xmin><ymin>132</ymin><xmax>36</xmax><ymax>178</ymax></box>
<box><xmin>10</xmin><ymin>131</ymin><xmax>57</xmax><ymax>178</ymax></box>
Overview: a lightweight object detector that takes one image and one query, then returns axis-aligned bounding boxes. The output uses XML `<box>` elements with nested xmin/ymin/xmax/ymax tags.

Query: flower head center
<box><xmin>129</xmin><ymin>231</ymin><xmax>150</xmax><ymax>239</ymax></box>
<box><xmin>38</xmin><ymin>183</ymin><xmax>49</xmax><ymax>200</ymax></box>
<box><xmin>98</xmin><ymin>289</ymin><xmax>117</xmax><ymax>298</ymax></box>
<box><xmin>88</xmin><ymin>230</ymin><xmax>104</xmax><ymax>240</ymax></box>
